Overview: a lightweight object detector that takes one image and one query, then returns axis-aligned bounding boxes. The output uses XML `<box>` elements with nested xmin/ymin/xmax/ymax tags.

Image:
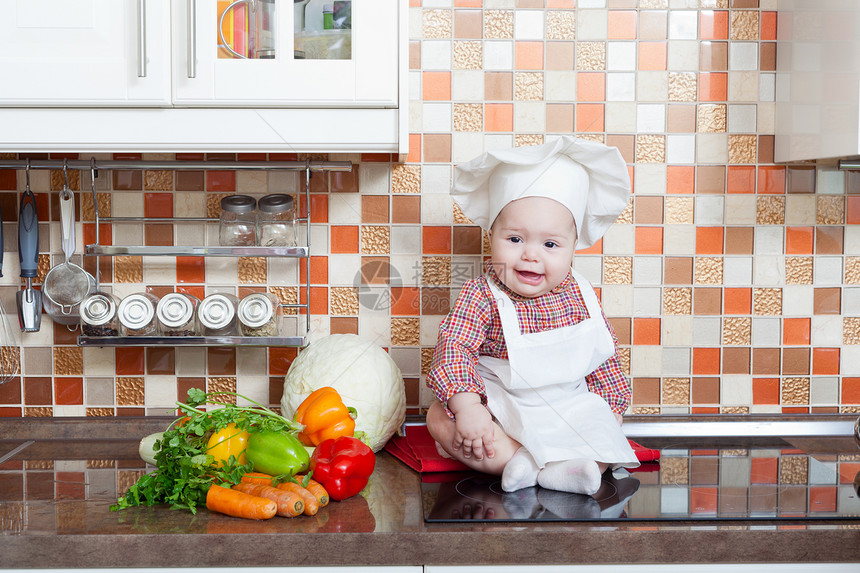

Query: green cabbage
<box><xmin>281</xmin><ymin>334</ymin><xmax>406</xmax><ymax>452</ymax></box>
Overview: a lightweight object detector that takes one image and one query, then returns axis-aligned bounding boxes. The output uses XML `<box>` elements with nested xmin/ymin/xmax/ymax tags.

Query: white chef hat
<box><xmin>451</xmin><ymin>135</ymin><xmax>631</xmax><ymax>249</ymax></box>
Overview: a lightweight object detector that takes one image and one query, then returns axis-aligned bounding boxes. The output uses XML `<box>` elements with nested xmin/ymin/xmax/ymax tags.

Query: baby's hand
<box><xmin>450</xmin><ymin>401</ymin><xmax>495</xmax><ymax>461</ymax></box>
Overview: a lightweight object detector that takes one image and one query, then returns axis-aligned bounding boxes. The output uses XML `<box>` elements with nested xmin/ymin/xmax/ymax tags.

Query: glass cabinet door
<box><xmin>173</xmin><ymin>0</ymin><xmax>400</xmax><ymax>107</ymax></box>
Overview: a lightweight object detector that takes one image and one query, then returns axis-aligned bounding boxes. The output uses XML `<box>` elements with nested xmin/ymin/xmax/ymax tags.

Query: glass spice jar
<box><xmin>257</xmin><ymin>194</ymin><xmax>297</xmax><ymax>247</ymax></box>
<box><xmin>237</xmin><ymin>292</ymin><xmax>281</xmax><ymax>337</ymax></box>
<box><xmin>117</xmin><ymin>292</ymin><xmax>159</xmax><ymax>336</ymax></box>
<box><xmin>219</xmin><ymin>195</ymin><xmax>257</xmax><ymax>247</ymax></box>
<box><xmin>197</xmin><ymin>293</ymin><xmax>240</xmax><ymax>336</ymax></box>
<box><xmin>80</xmin><ymin>291</ymin><xmax>120</xmax><ymax>337</ymax></box>
<box><xmin>156</xmin><ymin>292</ymin><xmax>200</xmax><ymax>336</ymax></box>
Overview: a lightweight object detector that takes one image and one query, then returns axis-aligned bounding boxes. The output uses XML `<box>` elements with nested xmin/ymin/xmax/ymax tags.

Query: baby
<box><xmin>426</xmin><ymin>136</ymin><xmax>639</xmax><ymax>495</ymax></box>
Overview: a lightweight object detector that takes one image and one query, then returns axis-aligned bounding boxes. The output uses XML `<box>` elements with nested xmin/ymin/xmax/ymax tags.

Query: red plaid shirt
<box><xmin>427</xmin><ymin>263</ymin><xmax>630</xmax><ymax>415</ymax></box>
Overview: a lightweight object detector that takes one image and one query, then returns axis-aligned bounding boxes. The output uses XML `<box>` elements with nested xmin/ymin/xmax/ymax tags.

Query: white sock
<box><xmin>501</xmin><ymin>448</ymin><xmax>540</xmax><ymax>492</ymax></box>
<box><xmin>537</xmin><ymin>458</ymin><xmax>602</xmax><ymax>495</ymax></box>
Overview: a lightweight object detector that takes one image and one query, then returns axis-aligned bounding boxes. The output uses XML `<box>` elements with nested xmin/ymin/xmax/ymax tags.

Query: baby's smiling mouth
<box><xmin>516</xmin><ymin>270</ymin><xmax>544</xmax><ymax>285</ymax></box>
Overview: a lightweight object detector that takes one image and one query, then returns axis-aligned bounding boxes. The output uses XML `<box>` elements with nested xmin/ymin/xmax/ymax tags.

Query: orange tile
<box><xmin>0</xmin><ymin>407</ymin><xmax>22</xmax><ymax>417</ymax></box>
<box><xmin>753</xmin><ymin>377</ymin><xmax>780</xmax><ymax>405</ymax></box>
<box><xmin>391</xmin><ymin>286</ymin><xmax>421</xmax><ymax>316</ymax></box>
<box><xmin>690</xmin><ymin>487</ymin><xmax>718</xmax><ymax>514</ymax></box>
<box><xmin>423</xmin><ymin>71</ymin><xmax>452</xmax><ymax>101</ymax></box>
<box><xmin>727</xmin><ymin>166</ymin><xmax>756</xmax><ymax>194</ymax></box>
<box><xmin>847</xmin><ymin>196</ymin><xmax>860</xmax><ymax>224</ymax></box>
<box><xmin>699</xmin><ymin>72</ymin><xmax>727</xmax><ymax>101</ymax></box>
<box><xmin>360</xmin><ymin>153</ymin><xmax>393</xmax><ymax>163</ymax></box>
<box><xmin>691</xmin><ymin>407</ymin><xmax>719</xmax><ymax>414</ymax></box>
<box><xmin>840</xmin><ymin>462</ymin><xmax>860</xmax><ymax>484</ymax></box>
<box><xmin>268</xmin><ymin>347</ymin><xmax>298</xmax><ymax>376</ymax></box>
<box><xmin>632</xmin><ymin>318</ymin><xmax>661</xmax><ymax>345</ymax></box>
<box><xmin>695</xmin><ymin>227</ymin><xmax>723</xmax><ymax>254</ymax></box>
<box><xmin>330</xmin><ymin>226</ymin><xmax>359</xmax><ymax>254</ymax></box>
<box><xmin>843</xmin><ymin>377</ymin><xmax>860</xmax><ymax>404</ymax></box>
<box><xmin>407</xmin><ymin>133</ymin><xmax>422</xmax><ymax>163</ymax></box>
<box><xmin>724</xmin><ymin>288</ymin><xmax>751</xmax><ymax>315</ymax></box>
<box><xmin>782</xmin><ymin>318</ymin><xmax>810</xmax><ymax>346</ymax></box>
<box><xmin>176</xmin><ymin>256</ymin><xmax>205</xmax><ymax>284</ymax></box>
<box><xmin>785</xmin><ymin>226</ymin><xmax>814</xmax><ymax>254</ymax></box>
<box><xmin>206</xmin><ymin>170</ymin><xmax>236</xmax><ymax>192</ymax></box>
<box><xmin>299</xmin><ymin>255</ymin><xmax>329</xmax><ymax>285</ymax></box>
<box><xmin>409</xmin><ymin>0</ymin><xmax>421</xmax><ymax>6</ymax></box>
<box><xmin>308</xmin><ymin>193</ymin><xmax>329</xmax><ymax>223</ymax></box>
<box><xmin>760</xmin><ymin>11</ymin><xmax>777</xmax><ymax>41</ymax></box>
<box><xmin>546</xmin><ymin>0</ymin><xmax>575</xmax><ymax>7</ymax></box>
<box><xmin>83</xmin><ymin>223</ymin><xmax>112</xmax><ymax>246</ymax></box>
<box><xmin>576</xmin><ymin>103</ymin><xmax>605</xmax><ymax>132</ymax></box>
<box><xmin>750</xmin><ymin>457</ymin><xmax>779</xmax><ymax>484</ymax></box>
<box><xmin>700</xmin><ymin>10</ymin><xmax>729</xmax><ymax>40</ymax></box>
<box><xmin>116</xmin><ymin>347</ymin><xmax>145</xmax><ymax>375</ymax></box>
<box><xmin>514</xmin><ymin>41</ymin><xmax>544</xmax><ymax>70</ymax></box>
<box><xmin>576</xmin><ymin>73</ymin><xmax>606</xmax><ymax>102</ymax></box>
<box><xmin>634</xmin><ymin>227</ymin><xmax>663</xmax><ymax>254</ymax></box>
<box><xmin>576</xmin><ymin>237</ymin><xmax>603</xmax><ymax>255</ymax></box>
<box><xmin>757</xmin><ymin>166</ymin><xmax>786</xmax><ymax>194</ymax></box>
<box><xmin>693</xmin><ymin>347</ymin><xmax>720</xmax><ymax>375</ymax></box>
<box><xmin>812</xmin><ymin>348</ymin><xmax>840</xmax><ymax>375</ymax></box>
<box><xmin>608</xmin><ymin>10</ymin><xmax>637</xmax><ymax>40</ymax></box>
<box><xmin>300</xmin><ymin>286</ymin><xmax>328</xmax><ymax>315</ymax></box>
<box><xmin>638</xmin><ymin>42</ymin><xmax>667</xmax><ymax>71</ymax></box>
<box><xmin>668</xmin><ymin>165</ymin><xmax>695</xmax><ymax>194</ymax></box>
<box><xmin>809</xmin><ymin>487</ymin><xmax>838</xmax><ymax>513</ymax></box>
<box><xmin>55</xmin><ymin>378</ymin><xmax>83</xmax><ymax>406</ymax></box>
<box><xmin>423</xmin><ymin>226</ymin><xmax>452</xmax><ymax>254</ymax></box>
<box><xmin>485</xmin><ymin>103</ymin><xmax>514</xmax><ymax>132</ymax></box>
<box><xmin>144</xmin><ymin>193</ymin><xmax>173</xmax><ymax>218</ymax></box>
<box><xmin>454</xmin><ymin>0</ymin><xmax>482</xmax><ymax>6</ymax></box>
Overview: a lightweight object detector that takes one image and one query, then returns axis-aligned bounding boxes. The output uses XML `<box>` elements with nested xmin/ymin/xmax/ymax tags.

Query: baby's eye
<box><xmin>508</xmin><ymin>236</ymin><xmax>522</xmax><ymax>244</ymax></box>
<box><xmin>544</xmin><ymin>241</ymin><xmax>558</xmax><ymax>248</ymax></box>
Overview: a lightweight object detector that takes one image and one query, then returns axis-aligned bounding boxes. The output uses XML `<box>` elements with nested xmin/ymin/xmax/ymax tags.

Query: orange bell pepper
<box><xmin>294</xmin><ymin>387</ymin><xmax>357</xmax><ymax>447</ymax></box>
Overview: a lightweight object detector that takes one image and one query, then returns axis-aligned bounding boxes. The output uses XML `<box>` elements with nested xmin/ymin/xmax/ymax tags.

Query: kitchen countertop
<box><xmin>2</xmin><ymin>416</ymin><xmax>860</xmax><ymax>568</ymax></box>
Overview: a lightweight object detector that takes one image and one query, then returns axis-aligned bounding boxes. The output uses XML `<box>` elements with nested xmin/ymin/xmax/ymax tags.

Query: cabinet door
<box><xmin>0</xmin><ymin>0</ymin><xmax>171</xmax><ymax>105</ymax></box>
<box><xmin>173</xmin><ymin>0</ymin><xmax>400</xmax><ymax>107</ymax></box>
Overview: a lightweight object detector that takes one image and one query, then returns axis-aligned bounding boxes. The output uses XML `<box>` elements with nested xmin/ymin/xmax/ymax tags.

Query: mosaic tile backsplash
<box><xmin>2</xmin><ymin>0</ymin><xmax>860</xmax><ymax>419</ymax></box>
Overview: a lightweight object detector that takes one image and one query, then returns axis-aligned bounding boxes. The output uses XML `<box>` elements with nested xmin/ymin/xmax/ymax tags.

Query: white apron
<box><xmin>480</xmin><ymin>270</ymin><xmax>639</xmax><ymax>469</ymax></box>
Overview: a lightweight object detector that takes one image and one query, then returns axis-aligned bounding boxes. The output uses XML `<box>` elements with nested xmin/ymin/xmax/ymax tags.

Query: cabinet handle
<box><xmin>137</xmin><ymin>0</ymin><xmax>147</xmax><ymax>77</ymax></box>
<box><xmin>187</xmin><ymin>0</ymin><xmax>197</xmax><ymax>78</ymax></box>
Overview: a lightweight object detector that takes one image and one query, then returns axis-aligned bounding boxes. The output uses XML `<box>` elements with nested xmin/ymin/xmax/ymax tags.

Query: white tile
<box><xmin>756</xmin><ymin>102</ymin><xmax>775</xmax><ymax>133</ymax></box>
<box><xmin>577</xmin><ymin>0</ymin><xmax>606</xmax><ymax>7</ymax></box>
<box><xmin>633</xmin><ymin>286</ymin><xmax>662</xmax><ymax>316</ymax></box>
<box><xmin>666</xmin><ymin>134</ymin><xmax>696</xmax><ymax>164</ymax></box>
<box><xmin>113</xmin><ymin>191</ymin><xmax>144</xmax><ymax>218</ymax></box>
<box><xmin>637</xmin><ymin>71</ymin><xmax>669</xmax><ymax>102</ymax></box>
<box><xmin>483</xmin><ymin>0</ymin><xmax>514</xmax><ymax>7</ymax></box>
<box><xmin>389</xmin><ymin>347</ymin><xmax>422</xmax><ymax>377</ymax></box>
<box><xmin>421</xmin><ymin>194</ymin><xmax>453</xmax><ymax>225</ymax></box>
<box><xmin>752</xmin><ymin>254</ymin><xmax>783</xmax><ymax>285</ymax></box>
<box><xmin>451</xmin><ymin>70</ymin><xmax>484</xmax><ymax>101</ymax></box>
<box><xmin>696</xmin><ymin>133</ymin><xmax>728</xmax><ymax>163</ymax></box>
<box><xmin>409</xmin><ymin>99</ymin><xmax>423</xmax><ymax>132</ymax></box>
<box><xmin>808</xmin><ymin>459</ymin><xmax>838</xmax><ymax>486</ymax></box>
<box><xmin>601</xmin><ymin>284</ymin><xmax>634</xmax><ymax>316</ymax></box>
<box><xmin>389</xmin><ymin>254</ymin><xmax>422</xmax><ymax>286</ymax></box>
<box><xmin>634</xmin><ymin>164</ymin><xmax>668</xmax><ymax>194</ymax></box>
<box><xmin>759</xmin><ymin>72</ymin><xmax>776</xmax><ymax>102</ymax></box>
<box><xmin>574</xmin><ymin>255</ymin><xmax>603</xmax><ymax>284</ymax></box>
<box><xmin>450</xmin><ymin>256</ymin><xmax>482</xmax><ymax>287</ymax></box>
<box><xmin>847</xmin><ymin>226</ymin><xmax>860</xmax><ymax>255</ymax></box>
<box><xmin>817</xmin><ymin>167</ymin><xmax>845</xmax><ymax>195</ymax></box>
<box><xmin>661</xmin><ymin>315</ymin><xmax>693</xmax><ymax>346</ymax></box>
<box><xmin>663</xmin><ymin>225</ymin><xmax>695</xmax><ymax>255</ymax></box>
<box><xmin>82</xmin><ymin>347</ymin><xmax>116</xmax><ymax>376</ymax></box>
<box><xmin>636</xmin><ymin>103</ymin><xmax>666</xmax><ymax>133</ymax></box>
<box><xmin>660</xmin><ymin>486</ymin><xmax>690</xmax><ymax>516</ymax></box>
<box><xmin>753</xmin><ymin>226</ymin><xmax>784</xmax><ymax>255</ymax></box>
<box><xmin>633</xmin><ymin>256</ymin><xmax>662</xmax><ymax>285</ymax></box>
<box><xmin>606</xmin><ymin>72</ymin><xmax>635</xmax><ymax>101</ymax></box>
<box><xmin>390</xmin><ymin>225</ymin><xmax>422</xmax><ymax>255</ymax></box>
<box><xmin>667</xmin><ymin>40</ymin><xmax>699</xmax><ymax>71</ymax></box>
<box><xmin>422</xmin><ymin>0</ymin><xmax>452</xmax><ymax>8</ymax></box>
<box><xmin>727</xmin><ymin>104</ymin><xmax>757</xmax><ymax>133</ymax></box>
<box><xmin>670</xmin><ymin>0</ymin><xmax>699</xmax><ymax>7</ymax></box>
<box><xmin>484</xmin><ymin>40</ymin><xmax>514</xmax><ymax>70</ymax></box>
<box><xmin>358</xmin><ymin>300</ymin><xmax>391</xmax><ymax>345</ymax></box>
<box><xmin>452</xmin><ymin>132</ymin><xmax>485</xmax><ymax>163</ymax></box>
<box><xmin>729</xmin><ymin>42</ymin><xmax>758</xmax><ymax>71</ymax></box>
<box><xmin>811</xmin><ymin>315</ymin><xmax>842</xmax><ymax>346</ymax></box>
<box><xmin>721</xmin><ymin>457</ymin><xmax>751</xmax><ymax>488</ymax></box>
<box><xmin>725</xmin><ymin>195</ymin><xmax>756</xmax><ymax>225</ymax></box>
<box><xmin>814</xmin><ymin>256</ymin><xmax>843</xmax><ymax>286</ymax></box>
<box><xmin>604</xmin><ymin>102</ymin><xmax>637</xmax><ymax>132</ymax></box>
<box><xmin>514</xmin><ymin>101</ymin><xmax>546</xmax><ymax>132</ymax></box>
<box><xmin>268</xmin><ymin>256</ymin><xmax>300</xmax><ymax>285</ymax></box>
<box><xmin>630</xmin><ymin>346</ymin><xmax>662</xmax><ymax>377</ymax></box>
<box><xmin>268</xmin><ymin>170</ymin><xmax>299</xmax><ymax>194</ymax></box>
<box><xmin>691</xmin><ymin>317</ymin><xmax>721</xmax><ymax>346</ymax></box>
<box><xmin>575</xmin><ymin>9</ymin><xmax>608</xmax><ymax>41</ymax></box>
<box><xmin>784</xmin><ymin>195</ymin><xmax>816</xmax><ymax>225</ymax></box>
<box><xmin>728</xmin><ymin>71</ymin><xmax>759</xmax><ymax>102</ymax></box>
<box><xmin>810</xmin><ymin>377</ymin><xmax>839</xmax><ymax>408</ymax></box>
<box><xmin>421</xmin><ymin>164</ymin><xmax>452</xmax><ymax>194</ymax></box>
<box><xmin>174</xmin><ymin>191</ymin><xmax>206</xmax><ymax>218</ymax></box>
<box><xmin>607</xmin><ymin>42</ymin><xmax>636</xmax><ymax>71</ymax></box>
<box><xmin>409</xmin><ymin>70</ymin><xmax>422</xmax><ymax>103</ymax></box>
<box><xmin>144</xmin><ymin>375</ymin><xmax>177</xmax><ymax>408</ymax></box>
<box><xmin>601</xmin><ymin>224</ymin><xmax>635</xmax><ymax>255</ymax></box>
<box><xmin>843</xmin><ymin>286</ymin><xmax>860</xmax><ymax>314</ymax></box>
<box><xmin>545</xmin><ymin>71</ymin><xmax>576</xmax><ymax>101</ymax></box>
<box><xmin>668</xmin><ymin>10</ymin><xmax>697</xmax><ymax>40</ymax></box>
<box><xmin>484</xmin><ymin>133</ymin><xmax>514</xmax><ymax>151</ymax></box>
<box><xmin>662</xmin><ymin>347</ymin><xmax>691</xmax><ymax>376</ymax></box>
<box><xmin>421</xmin><ymin>39</ymin><xmax>452</xmax><ymax>70</ymax></box>
<box><xmin>751</xmin><ymin>317</ymin><xmax>780</xmax><ymax>346</ymax></box>
<box><xmin>422</xmin><ymin>102</ymin><xmax>453</xmax><ymax>132</ymax></box>
<box><xmin>782</xmin><ymin>285</ymin><xmax>813</xmax><ymax>316</ymax></box>
<box><xmin>329</xmin><ymin>193</ymin><xmax>361</xmax><ymax>224</ymax></box>
<box><xmin>143</xmin><ymin>256</ymin><xmax>176</xmax><ymax>285</ymax></box>
<box><xmin>724</xmin><ymin>257</ymin><xmax>753</xmax><ymax>286</ymax></box>
<box><xmin>358</xmin><ymin>163</ymin><xmax>390</xmax><ymax>195</ymax></box>
<box><xmin>514</xmin><ymin>10</ymin><xmax>544</xmax><ymax>40</ymax></box>
<box><xmin>236</xmin><ymin>374</ymin><xmax>269</xmax><ymax>407</ymax></box>
<box><xmin>328</xmin><ymin>254</ymin><xmax>362</xmax><ymax>286</ymax></box>
<box><xmin>54</xmin><ymin>405</ymin><xmax>86</xmax><ymax>417</ymax></box>
<box><xmin>236</xmin><ymin>171</ymin><xmax>267</xmax><ymax>195</ymax></box>
<box><xmin>420</xmin><ymin>315</ymin><xmax>446</xmax><ymax>346</ymax></box>
<box><xmin>842</xmin><ymin>347</ymin><xmax>860</xmax><ymax>376</ymax></box>
<box><xmin>695</xmin><ymin>196</ymin><xmax>724</xmax><ymax>225</ymax></box>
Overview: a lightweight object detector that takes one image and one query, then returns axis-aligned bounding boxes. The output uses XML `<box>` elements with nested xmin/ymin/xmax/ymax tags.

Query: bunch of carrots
<box><xmin>207</xmin><ymin>472</ymin><xmax>330</xmax><ymax>520</ymax></box>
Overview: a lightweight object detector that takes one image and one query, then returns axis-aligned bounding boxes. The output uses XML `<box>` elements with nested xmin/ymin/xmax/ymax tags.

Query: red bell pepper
<box><xmin>310</xmin><ymin>436</ymin><xmax>375</xmax><ymax>501</ymax></box>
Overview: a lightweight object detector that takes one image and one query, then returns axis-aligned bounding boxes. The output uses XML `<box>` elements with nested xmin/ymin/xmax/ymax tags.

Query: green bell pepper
<box><xmin>245</xmin><ymin>430</ymin><xmax>310</xmax><ymax>476</ymax></box>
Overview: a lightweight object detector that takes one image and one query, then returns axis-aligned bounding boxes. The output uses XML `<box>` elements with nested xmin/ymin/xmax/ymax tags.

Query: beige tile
<box><xmin>36</xmin><ymin>254</ymin><xmax>50</xmax><ymax>284</ymax></box>
<box><xmin>663</xmin><ymin>287</ymin><xmax>693</xmax><ymax>315</ymax></box>
<box><xmin>731</xmin><ymin>10</ymin><xmax>760</xmax><ymax>41</ymax></box>
<box><xmin>114</xmin><ymin>256</ymin><xmax>143</xmax><ymax>283</ymax></box>
<box><xmin>728</xmin><ymin>134</ymin><xmax>757</xmax><ymax>164</ymax></box>
<box><xmin>116</xmin><ymin>377</ymin><xmax>144</xmax><ymax>406</ymax></box>
<box><xmin>668</xmin><ymin>72</ymin><xmax>697</xmax><ymax>102</ymax></box>
<box><xmin>604</xmin><ymin>257</ymin><xmax>633</xmax><ymax>284</ymax></box>
<box><xmin>269</xmin><ymin>286</ymin><xmax>298</xmax><ymax>315</ymax></box>
<box><xmin>51</xmin><ymin>168</ymin><xmax>80</xmax><ymax>192</ymax></box>
<box><xmin>81</xmin><ymin>192</ymin><xmax>111</xmax><ymax>221</ymax></box>
<box><xmin>665</xmin><ymin>197</ymin><xmax>694</xmax><ymax>224</ymax></box>
<box><xmin>662</xmin><ymin>377</ymin><xmax>690</xmax><ymax>405</ymax></box>
<box><xmin>722</xmin><ymin>317</ymin><xmax>751</xmax><ymax>345</ymax></box>
<box><xmin>546</xmin><ymin>10</ymin><xmax>576</xmax><ymax>40</ymax></box>
<box><xmin>484</xmin><ymin>10</ymin><xmax>514</xmax><ymax>39</ymax></box>
<box><xmin>632</xmin><ymin>406</ymin><xmax>660</xmax><ymax>415</ymax></box>
<box><xmin>86</xmin><ymin>407</ymin><xmax>114</xmax><ymax>417</ymax></box>
<box><xmin>697</xmin><ymin>104</ymin><xmax>727</xmax><ymax>133</ymax></box>
<box><xmin>515</xmin><ymin>72</ymin><xmax>544</xmax><ymax>101</ymax></box>
<box><xmin>845</xmin><ymin>258</ymin><xmax>860</xmax><ymax>284</ymax></box>
<box><xmin>576</xmin><ymin>42</ymin><xmax>606</xmax><ymax>71</ymax></box>
<box><xmin>782</xmin><ymin>377</ymin><xmax>810</xmax><ymax>406</ymax></box>
<box><xmin>660</xmin><ymin>456</ymin><xmax>689</xmax><ymax>485</ymax></box>
<box><xmin>392</xmin><ymin>165</ymin><xmax>421</xmax><ymax>194</ymax></box>
<box><xmin>238</xmin><ymin>257</ymin><xmax>267</xmax><ymax>284</ymax></box>
<box><xmin>330</xmin><ymin>287</ymin><xmax>359</xmax><ymax>316</ymax></box>
<box><xmin>636</xmin><ymin>135</ymin><xmax>666</xmax><ymax>163</ymax></box>
<box><xmin>423</xmin><ymin>256</ymin><xmax>452</xmax><ymax>286</ymax></box>
<box><xmin>421</xmin><ymin>347</ymin><xmax>435</xmax><ymax>376</ymax></box>
<box><xmin>391</xmin><ymin>317</ymin><xmax>420</xmax><ymax>346</ymax></box>
<box><xmin>616</xmin><ymin>199</ymin><xmax>634</xmax><ymax>224</ymax></box>
<box><xmin>785</xmin><ymin>257</ymin><xmax>813</xmax><ymax>285</ymax></box>
<box><xmin>144</xmin><ymin>170</ymin><xmax>173</xmax><ymax>191</ymax></box>
<box><xmin>515</xmin><ymin>134</ymin><xmax>545</xmax><ymax>147</ymax></box>
<box><xmin>118</xmin><ymin>470</ymin><xmax>146</xmax><ymax>494</ymax></box>
<box><xmin>694</xmin><ymin>257</ymin><xmax>723</xmax><ymax>285</ymax></box>
<box><xmin>640</xmin><ymin>0</ymin><xmax>668</xmax><ymax>7</ymax></box>
<box><xmin>721</xmin><ymin>406</ymin><xmax>749</xmax><ymax>414</ymax></box>
<box><xmin>208</xmin><ymin>377</ymin><xmax>237</xmax><ymax>401</ymax></box>
<box><xmin>453</xmin><ymin>41</ymin><xmax>482</xmax><ymax>70</ymax></box>
<box><xmin>453</xmin><ymin>201</ymin><xmax>472</xmax><ymax>225</ymax></box>
<box><xmin>817</xmin><ymin>196</ymin><xmax>844</xmax><ymax>225</ymax></box>
<box><xmin>756</xmin><ymin>196</ymin><xmax>785</xmax><ymax>225</ymax></box>
<box><xmin>207</xmin><ymin>193</ymin><xmax>230</xmax><ymax>218</ymax></box>
<box><xmin>576</xmin><ymin>133</ymin><xmax>605</xmax><ymax>144</ymax></box>
<box><xmin>423</xmin><ymin>9</ymin><xmax>452</xmax><ymax>39</ymax></box>
<box><xmin>361</xmin><ymin>226</ymin><xmax>391</xmax><ymax>255</ymax></box>
<box><xmin>843</xmin><ymin>317</ymin><xmax>860</xmax><ymax>345</ymax></box>
<box><xmin>24</xmin><ymin>407</ymin><xmax>53</xmax><ymax>417</ymax></box>
<box><xmin>54</xmin><ymin>347</ymin><xmax>83</xmax><ymax>376</ymax></box>
<box><xmin>617</xmin><ymin>347</ymin><xmax>630</xmax><ymax>376</ymax></box>
<box><xmin>753</xmin><ymin>288</ymin><xmax>782</xmax><ymax>315</ymax></box>
<box><xmin>779</xmin><ymin>455</ymin><xmax>808</xmax><ymax>484</ymax></box>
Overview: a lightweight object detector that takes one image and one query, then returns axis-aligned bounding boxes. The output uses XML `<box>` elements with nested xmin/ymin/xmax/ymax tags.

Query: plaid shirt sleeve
<box><xmin>425</xmin><ymin>279</ymin><xmax>494</xmax><ymax>413</ymax></box>
<box><xmin>585</xmin><ymin>310</ymin><xmax>631</xmax><ymax>414</ymax></box>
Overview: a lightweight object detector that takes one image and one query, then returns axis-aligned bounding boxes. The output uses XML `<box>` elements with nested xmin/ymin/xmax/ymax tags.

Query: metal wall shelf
<box><xmin>78</xmin><ymin>335</ymin><xmax>307</xmax><ymax>348</ymax></box>
<box><xmin>85</xmin><ymin>245</ymin><xmax>310</xmax><ymax>257</ymax></box>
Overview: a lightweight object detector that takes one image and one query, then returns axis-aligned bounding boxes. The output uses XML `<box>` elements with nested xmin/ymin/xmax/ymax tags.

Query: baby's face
<box><xmin>488</xmin><ymin>196</ymin><xmax>577</xmax><ymax>298</ymax></box>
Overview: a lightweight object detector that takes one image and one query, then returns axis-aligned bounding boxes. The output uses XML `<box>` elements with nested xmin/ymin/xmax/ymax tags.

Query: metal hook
<box><xmin>61</xmin><ymin>159</ymin><xmax>71</xmax><ymax>200</ymax></box>
<box><xmin>24</xmin><ymin>159</ymin><xmax>30</xmax><ymax>191</ymax></box>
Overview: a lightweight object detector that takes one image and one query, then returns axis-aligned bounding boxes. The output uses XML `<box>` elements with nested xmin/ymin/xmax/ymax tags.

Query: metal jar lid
<box><xmin>220</xmin><ymin>195</ymin><xmax>256</xmax><ymax>213</ymax></box>
<box><xmin>258</xmin><ymin>194</ymin><xmax>294</xmax><ymax>213</ymax></box>
<box><xmin>198</xmin><ymin>294</ymin><xmax>237</xmax><ymax>330</ymax></box>
<box><xmin>80</xmin><ymin>293</ymin><xmax>117</xmax><ymax>326</ymax></box>
<box><xmin>117</xmin><ymin>293</ymin><xmax>156</xmax><ymax>330</ymax></box>
<box><xmin>237</xmin><ymin>293</ymin><xmax>276</xmax><ymax>328</ymax></box>
<box><xmin>156</xmin><ymin>293</ymin><xmax>196</xmax><ymax>328</ymax></box>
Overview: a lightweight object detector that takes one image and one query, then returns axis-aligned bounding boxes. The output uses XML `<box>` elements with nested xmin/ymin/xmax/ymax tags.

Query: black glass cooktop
<box><xmin>421</xmin><ymin>437</ymin><xmax>860</xmax><ymax>523</ymax></box>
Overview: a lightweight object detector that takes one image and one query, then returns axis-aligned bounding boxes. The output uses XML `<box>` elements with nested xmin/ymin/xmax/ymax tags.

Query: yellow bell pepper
<box><xmin>206</xmin><ymin>423</ymin><xmax>250</xmax><ymax>466</ymax></box>
<box><xmin>294</xmin><ymin>387</ymin><xmax>356</xmax><ymax>447</ymax></box>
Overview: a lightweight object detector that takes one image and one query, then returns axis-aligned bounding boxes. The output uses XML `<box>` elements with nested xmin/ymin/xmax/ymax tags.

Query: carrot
<box><xmin>276</xmin><ymin>481</ymin><xmax>319</xmax><ymax>516</ymax></box>
<box><xmin>294</xmin><ymin>475</ymin><xmax>329</xmax><ymax>508</ymax></box>
<box><xmin>241</xmin><ymin>472</ymin><xmax>278</xmax><ymax>486</ymax></box>
<box><xmin>232</xmin><ymin>483</ymin><xmax>304</xmax><ymax>518</ymax></box>
<box><xmin>206</xmin><ymin>484</ymin><xmax>277</xmax><ymax>520</ymax></box>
